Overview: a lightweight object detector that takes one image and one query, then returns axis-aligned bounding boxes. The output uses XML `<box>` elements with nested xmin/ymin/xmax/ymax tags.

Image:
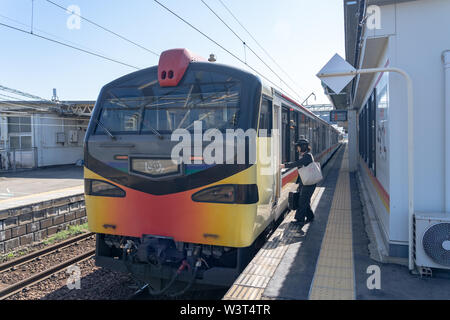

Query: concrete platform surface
<box><xmin>0</xmin><ymin>165</ymin><xmax>83</xmax><ymax>201</ymax></box>
<box><xmin>224</xmin><ymin>145</ymin><xmax>450</xmax><ymax>300</ymax></box>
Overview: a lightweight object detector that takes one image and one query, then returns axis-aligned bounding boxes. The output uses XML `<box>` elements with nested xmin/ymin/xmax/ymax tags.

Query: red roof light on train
<box><xmin>158</xmin><ymin>48</ymin><xmax>206</xmax><ymax>87</ymax></box>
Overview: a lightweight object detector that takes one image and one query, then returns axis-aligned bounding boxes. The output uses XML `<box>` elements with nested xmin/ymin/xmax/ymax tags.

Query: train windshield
<box><xmin>95</xmin><ymin>70</ymin><xmax>241</xmax><ymax>135</ymax></box>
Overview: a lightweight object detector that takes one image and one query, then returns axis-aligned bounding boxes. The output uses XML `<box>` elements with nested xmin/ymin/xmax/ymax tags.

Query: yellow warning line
<box><xmin>308</xmin><ymin>146</ymin><xmax>355</xmax><ymax>300</ymax></box>
<box><xmin>223</xmin><ymin>184</ymin><xmax>325</xmax><ymax>300</ymax></box>
<box><xmin>0</xmin><ymin>185</ymin><xmax>83</xmax><ymax>204</ymax></box>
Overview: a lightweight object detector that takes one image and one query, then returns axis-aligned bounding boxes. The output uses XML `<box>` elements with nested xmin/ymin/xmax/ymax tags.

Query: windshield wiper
<box><xmin>95</xmin><ymin>118</ymin><xmax>116</xmax><ymax>140</ymax></box>
<box><xmin>148</xmin><ymin>125</ymin><xmax>164</xmax><ymax>140</ymax></box>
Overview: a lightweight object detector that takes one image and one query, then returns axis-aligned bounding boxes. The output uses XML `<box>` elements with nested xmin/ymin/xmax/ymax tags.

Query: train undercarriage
<box><xmin>94</xmin><ymin>224</ymin><xmax>274</xmax><ymax>295</ymax></box>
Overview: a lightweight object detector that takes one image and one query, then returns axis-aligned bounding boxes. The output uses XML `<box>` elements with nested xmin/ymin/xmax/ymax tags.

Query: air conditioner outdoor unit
<box><xmin>413</xmin><ymin>213</ymin><xmax>450</xmax><ymax>272</ymax></box>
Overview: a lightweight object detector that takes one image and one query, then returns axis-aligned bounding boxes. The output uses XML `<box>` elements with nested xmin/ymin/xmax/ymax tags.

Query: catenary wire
<box><xmin>0</xmin><ymin>13</ymin><xmax>117</xmax><ymax>59</ymax></box>
<box><xmin>217</xmin><ymin>0</ymin><xmax>306</xmax><ymax>97</ymax></box>
<box><xmin>45</xmin><ymin>0</ymin><xmax>160</xmax><ymax>57</ymax></box>
<box><xmin>200</xmin><ymin>0</ymin><xmax>303</xmax><ymax>101</ymax></box>
<box><xmin>153</xmin><ymin>0</ymin><xmax>293</xmax><ymax>98</ymax></box>
<box><xmin>0</xmin><ymin>22</ymin><xmax>141</xmax><ymax>70</ymax></box>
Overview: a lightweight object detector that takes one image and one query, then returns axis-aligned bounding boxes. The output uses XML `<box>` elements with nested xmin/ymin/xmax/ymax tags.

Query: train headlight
<box><xmin>85</xmin><ymin>179</ymin><xmax>126</xmax><ymax>197</ymax></box>
<box><xmin>130</xmin><ymin>158</ymin><xmax>180</xmax><ymax>178</ymax></box>
<box><xmin>192</xmin><ymin>184</ymin><xmax>259</xmax><ymax>204</ymax></box>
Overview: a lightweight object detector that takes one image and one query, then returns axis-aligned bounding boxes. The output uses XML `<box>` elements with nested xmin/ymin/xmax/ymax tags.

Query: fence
<box><xmin>0</xmin><ymin>148</ymin><xmax>38</xmax><ymax>171</ymax></box>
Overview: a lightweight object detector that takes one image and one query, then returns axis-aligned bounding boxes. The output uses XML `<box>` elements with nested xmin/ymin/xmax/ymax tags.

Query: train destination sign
<box><xmin>330</xmin><ymin>110</ymin><xmax>348</xmax><ymax>122</ymax></box>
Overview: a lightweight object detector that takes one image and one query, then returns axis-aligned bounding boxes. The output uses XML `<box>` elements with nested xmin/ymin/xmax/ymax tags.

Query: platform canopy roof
<box><xmin>0</xmin><ymin>100</ymin><xmax>95</xmax><ymax>117</ymax></box>
<box><xmin>0</xmin><ymin>85</ymin><xmax>94</xmax><ymax>117</ymax></box>
<box><xmin>323</xmin><ymin>0</ymin><xmax>417</xmax><ymax>110</ymax></box>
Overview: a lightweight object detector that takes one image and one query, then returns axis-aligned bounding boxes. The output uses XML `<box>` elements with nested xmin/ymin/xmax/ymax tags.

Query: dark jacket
<box><xmin>284</xmin><ymin>152</ymin><xmax>314</xmax><ymax>186</ymax></box>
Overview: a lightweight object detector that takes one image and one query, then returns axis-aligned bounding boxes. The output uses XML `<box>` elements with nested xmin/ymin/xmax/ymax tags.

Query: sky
<box><xmin>0</xmin><ymin>0</ymin><xmax>345</xmax><ymax>104</ymax></box>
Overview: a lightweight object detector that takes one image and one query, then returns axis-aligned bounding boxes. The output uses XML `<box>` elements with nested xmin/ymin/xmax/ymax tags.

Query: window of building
<box><xmin>8</xmin><ymin>117</ymin><xmax>31</xmax><ymax>133</ymax></box>
<box><xmin>9</xmin><ymin>136</ymin><xmax>20</xmax><ymax>149</ymax></box>
<box><xmin>7</xmin><ymin>116</ymin><xmax>32</xmax><ymax>150</ymax></box>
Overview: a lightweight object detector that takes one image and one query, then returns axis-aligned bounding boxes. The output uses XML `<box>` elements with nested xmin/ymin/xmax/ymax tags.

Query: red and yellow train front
<box><xmin>84</xmin><ymin>49</ymin><xmax>264</xmax><ymax>249</ymax></box>
<box><xmin>84</xmin><ymin>164</ymin><xmax>258</xmax><ymax>247</ymax></box>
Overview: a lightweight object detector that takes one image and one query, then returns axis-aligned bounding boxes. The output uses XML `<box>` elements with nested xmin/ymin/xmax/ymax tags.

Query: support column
<box><xmin>443</xmin><ymin>51</ymin><xmax>450</xmax><ymax>212</ymax></box>
<box><xmin>348</xmin><ymin>109</ymin><xmax>358</xmax><ymax>172</ymax></box>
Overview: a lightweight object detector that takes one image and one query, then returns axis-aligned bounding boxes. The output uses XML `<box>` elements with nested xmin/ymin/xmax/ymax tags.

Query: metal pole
<box><xmin>318</xmin><ymin>67</ymin><xmax>415</xmax><ymax>270</ymax></box>
<box><xmin>13</xmin><ymin>150</ymin><xmax>16</xmax><ymax>171</ymax></box>
<box><xmin>301</xmin><ymin>92</ymin><xmax>316</xmax><ymax>106</ymax></box>
<box><xmin>443</xmin><ymin>50</ymin><xmax>450</xmax><ymax>213</ymax></box>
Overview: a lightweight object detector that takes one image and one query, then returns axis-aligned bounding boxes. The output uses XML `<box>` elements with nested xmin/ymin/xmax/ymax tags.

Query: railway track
<box><xmin>0</xmin><ymin>232</ymin><xmax>95</xmax><ymax>300</ymax></box>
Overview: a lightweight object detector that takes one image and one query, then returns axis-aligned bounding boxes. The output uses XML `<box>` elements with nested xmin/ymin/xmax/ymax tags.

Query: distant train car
<box><xmin>84</xmin><ymin>48</ymin><xmax>341</xmax><ymax>294</ymax></box>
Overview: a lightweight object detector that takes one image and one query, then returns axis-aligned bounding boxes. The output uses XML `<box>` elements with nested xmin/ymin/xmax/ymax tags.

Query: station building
<box><xmin>326</xmin><ymin>0</ymin><xmax>450</xmax><ymax>262</ymax></box>
<box><xmin>0</xmin><ymin>101</ymin><xmax>93</xmax><ymax>170</ymax></box>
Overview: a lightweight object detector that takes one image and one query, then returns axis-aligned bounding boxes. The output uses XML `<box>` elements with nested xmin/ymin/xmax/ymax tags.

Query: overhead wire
<box><xmin>0</xmin><ymin>84</ymin><xmax>57</xmax><ymax>103</ymax></box>
<box><xmin>0</xmin><ymin>13</ymin><xmax>118</xmax><ymax>59</ymax></box>
<box><xmin>200</xmin><ymin>0</ymin><xmax>303</xmax><ymax>101</ymax></box>
<box><xmin>0</xmin><ymin>85</ymin><xmax>92</xmax><ymax>115</ymax></box>
<box><xmin>2</xmin><ymin>1</ymin><xmax>305</xmax><ymax>103</ymax></box>
<box><xmin>217</xmin><ymin>0</ymin><xmax>306</xmax><ymax>98</ymax></box>
<box><xmin>0</xmin><ymin>22</ymin><xmax>141</xmax><ymax>70</ymax></box>
<box><xmin>44</xmin><ymin>0</ymin><xmax>160</xmax><ymax>58</ymax></box>
<box><xmin>152</xmin><ymin>0</ymin><xmax>293</xmax><ymax>98</ymax></box>
<box><xmin>0</xmin><ymin>88</ymin><xmax>53</xmax><ymax>112</ymax></box>
<box><xmin>0</xmin><ymin>92</ymin><xmax>36</xmax><ymax>102</ymax></box>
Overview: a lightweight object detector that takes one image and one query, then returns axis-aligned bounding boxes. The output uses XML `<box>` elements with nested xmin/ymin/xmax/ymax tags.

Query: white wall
<box><xmin>0</xmin><ymin>115</ymin><xmax>7</xmax><ymax>149</ymax></box>
<box><xmin>35</xmin><ymin>114</ymin><xmax>88</xmax><ymax>167</ymax></box>
<box><xmin>356</xmin><ymin>36</ymin><xmax>391</xmax><ymax>247</ymax></box>
<box><xmin>388</xmin><ymin>0</ymin><xmax>450</xmax><ymax>243</ymax></box>
<box><xmin>356</xmin><ymin>0</ymin><xmax>450</xmax><ymax>255</ymax></box>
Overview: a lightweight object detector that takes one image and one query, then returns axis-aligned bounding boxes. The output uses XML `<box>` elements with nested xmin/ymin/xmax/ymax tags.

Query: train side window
<box><xmin>258</xmin><ymin>98</ymin><xmax>272</xmax><ymax>137</ymax></box>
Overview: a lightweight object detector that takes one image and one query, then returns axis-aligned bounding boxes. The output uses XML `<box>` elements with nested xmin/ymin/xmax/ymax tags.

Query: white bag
<box><xmin>298</xmin><ymin>161</ymin><xmax>323</xmax><ymax>185</ymax></box>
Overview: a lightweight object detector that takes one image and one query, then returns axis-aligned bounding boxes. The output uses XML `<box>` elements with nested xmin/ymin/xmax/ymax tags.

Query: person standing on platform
<box><xmin>280</xmin><ymin>138</ymin><xmax>316</xmax><ymax>226</ymax></box>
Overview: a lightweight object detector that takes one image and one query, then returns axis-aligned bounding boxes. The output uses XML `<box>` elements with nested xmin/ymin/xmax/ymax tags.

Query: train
<box><xmin>84</xmin><ymin>48</ymin><xmax>342</xmax><ymax>294</ymax></box>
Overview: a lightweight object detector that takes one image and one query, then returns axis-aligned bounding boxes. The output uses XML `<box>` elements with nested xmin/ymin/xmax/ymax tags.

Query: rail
<box><xmin>0</xmin><ymin>232</ymin><xmax>95</xmax><ymax>300</ymax></box>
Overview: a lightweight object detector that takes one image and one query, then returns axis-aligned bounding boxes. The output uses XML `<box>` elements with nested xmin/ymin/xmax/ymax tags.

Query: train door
<box><xmin>289</xmin><ymin>110</ymin><xmax>297</xmax><ymax>162</ymax></box>
<box><xmin>273</xmin><ymin>103</ymin><xmax>281</xmax><ymax>203</ymax></box>
<box><xmin>281</xmin><ymin>106</ymin><xmax>290</xmax><ymax>163</ymax></box>
<box><xmin>293</xmin><ymin>112</ymin><xmax>299</xmax><ymax>160</ymax></box>
<box><xmin>257</xmin><ymin>97</ymin><xmax>277</xmax><ymax>211</ymax></box>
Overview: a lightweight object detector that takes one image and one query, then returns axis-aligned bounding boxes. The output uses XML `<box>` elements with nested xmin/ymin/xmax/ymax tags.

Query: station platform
<box><xmin>0</xmin><ymin>165</ymin><xmax>83</xmax><ymax>204</ymax></box>
<box><xmin>0</xmin><ymin>166</ymin><xmax>85</xmax><ymax>254</ymax></box>
<box><xmin>223</xmin><ymin>145</ymin><xmax>450</xmax><ymax>300</ymax></box>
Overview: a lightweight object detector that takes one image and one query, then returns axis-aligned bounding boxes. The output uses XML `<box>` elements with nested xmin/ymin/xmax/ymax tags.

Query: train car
<box><xmin>84</xmin><ymin>48</ymin><xmax>341</xmax><ymax>294</ymax></box>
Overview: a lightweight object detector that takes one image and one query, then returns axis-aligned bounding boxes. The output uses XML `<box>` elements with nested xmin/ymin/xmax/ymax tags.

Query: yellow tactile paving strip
<box><xmin>223</xmin><ymin>185</ymin><xmax>324</xmax><ymax>300</ymax></box>
<box><xmin>223</xmin><ymin>146</ymin><xmax>352</xmax><ymax>301</ymax></box>
<box><xmin>308</xmin><ymin>147</ymin><xmax>355</xmax><ymax>300</ymax></box>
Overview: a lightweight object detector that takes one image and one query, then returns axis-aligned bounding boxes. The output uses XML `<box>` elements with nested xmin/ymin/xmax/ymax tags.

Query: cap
<box><xmin>295</xmin><ymin>138</ymin><xmax>309</xmax><ymax>146</ymax></box>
